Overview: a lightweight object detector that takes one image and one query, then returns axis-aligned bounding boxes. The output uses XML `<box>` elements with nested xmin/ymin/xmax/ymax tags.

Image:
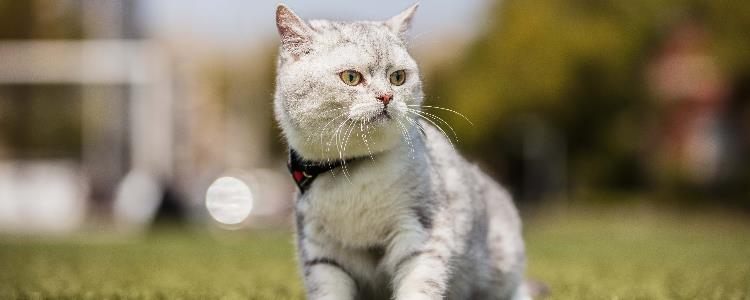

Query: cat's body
<box><xmin>273</xmin><ymin>4</ymin><xmax>531</xmax><ymax>300</ymax></box>
<box><xmin>296</xmin><ymin>124</ymin><xmax>527</xmax><ymax>300</ymax></box>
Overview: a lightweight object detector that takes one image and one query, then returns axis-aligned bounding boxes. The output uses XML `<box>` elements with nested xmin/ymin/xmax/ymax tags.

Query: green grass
<box><xmin>1</xmin><ymin>208</ymin><xmax>749</xmax><ymax>299</ymax></box>
<box><xmin>0</xmin><ymin>230</ymin><xmax>304</xmax><ymax>299</ymax></box>
<box><xmin>525</xmin><ymin>208</ymin><xmax>750</xmax><ymax>299</ymax></box>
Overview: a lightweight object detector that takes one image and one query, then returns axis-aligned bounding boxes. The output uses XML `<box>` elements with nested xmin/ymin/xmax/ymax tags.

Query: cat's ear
<box><xmin>385</xmin><ymin>2</ymin><xmax>419</xmax><ymax>40</ymax></box>
<box><xmin>276</xmin><ymin>4</ymin><xmax>314</xmax><ymax>56</ymax></box>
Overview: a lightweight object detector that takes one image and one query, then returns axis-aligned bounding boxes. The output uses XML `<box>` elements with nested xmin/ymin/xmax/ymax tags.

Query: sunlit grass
<box><xmin>1</xmin><ymin>208</ymin><xmax>749</xmax><ymax>299</ymax></box>
<box><xmin>0</xmin><ymin>230</ymin><xmax>304</xmax><ymax>299</ymax></box>
<box><xmin>525</xmin><ymin>207</ymin><xmax>750</xmax><ymax>299</ymax></box>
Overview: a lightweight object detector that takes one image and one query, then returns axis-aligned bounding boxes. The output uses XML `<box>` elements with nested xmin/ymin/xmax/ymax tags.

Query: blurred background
<box><xmin>1</xmin><ymin>0</ymin><xmax>748</xmax><ymax>233</ymax></box>
<box><xmin>1</xmin><ymin>0</ymin><xmax>749</xmax><ymax>298</ymax></box>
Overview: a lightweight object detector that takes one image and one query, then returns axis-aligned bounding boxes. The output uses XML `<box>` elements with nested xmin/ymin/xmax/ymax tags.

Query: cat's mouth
<box><xmin>367</xmin><ymin>110</ymin><xmax>392</xmax><ymax>124</ymax></box>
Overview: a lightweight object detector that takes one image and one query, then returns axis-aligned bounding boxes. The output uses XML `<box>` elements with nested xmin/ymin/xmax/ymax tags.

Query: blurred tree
<box><xmin>426</xmin><ymin>0</ymin><xmax>750</xmax><ymax>204</ymax></box>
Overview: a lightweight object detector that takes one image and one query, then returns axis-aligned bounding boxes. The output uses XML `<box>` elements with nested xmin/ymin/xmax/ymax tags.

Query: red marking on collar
<box><xmin>293</xmin><ymin>170</ymin><xmax>305</xmax><ymax>183</ymax></box>
<box><xmin>287</xmin><ymin>149</ymin><xmax>357</xmax><ymax>193</ymax></box>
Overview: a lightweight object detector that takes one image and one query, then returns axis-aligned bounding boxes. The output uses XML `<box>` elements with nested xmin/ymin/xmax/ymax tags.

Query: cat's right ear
<box><xmin>386</xmin><ymin>2</ymin><xmax>419</xmax><ymax>41</ymax></box>
<box><xmin>276</xmin><ymin>4</ymin><xmax>314</xmax><ymax>57</ymax></box>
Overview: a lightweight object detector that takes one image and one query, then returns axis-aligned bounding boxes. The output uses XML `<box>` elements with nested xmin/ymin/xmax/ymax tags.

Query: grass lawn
<box><xmin>1</xmin><ymin>208</ymin><xmax>749</xmax><ymax>299</ymax></box>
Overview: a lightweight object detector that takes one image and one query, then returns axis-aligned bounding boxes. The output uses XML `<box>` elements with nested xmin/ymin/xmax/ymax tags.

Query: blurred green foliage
<box><xmin>427</xmin><ymin>0</ymin><xmax>750</xmax><ymax>201</ymax></box>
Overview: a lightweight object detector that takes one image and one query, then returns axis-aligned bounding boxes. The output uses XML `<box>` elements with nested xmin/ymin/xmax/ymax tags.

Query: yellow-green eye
<box><xmin>340</xmin><ymin>70</ymin><xmax>362</xmax><ymax>86</ymax></box>
<box><xmin>389</xmin><ymin>70</ymin><xmax>406</xmax><ymax>86</ymax></box>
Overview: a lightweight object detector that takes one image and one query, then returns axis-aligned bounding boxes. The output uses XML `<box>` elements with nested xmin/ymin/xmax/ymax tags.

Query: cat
<box><xmin>273</xmin><ymin>3</ymin><xmax>533</xmax><ymax>300</ymax></box>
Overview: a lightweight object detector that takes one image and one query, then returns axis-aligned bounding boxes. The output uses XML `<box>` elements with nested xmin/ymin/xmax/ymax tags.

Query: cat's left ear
<box><xmin>385</xmin><ymin>2</ymin><xmax>419</xmax><ymax>40</ymax></box>
<box><xmin>276</xmin><ymin>4</ymin><xmax>314</xmax><ymax>56</ymax></box>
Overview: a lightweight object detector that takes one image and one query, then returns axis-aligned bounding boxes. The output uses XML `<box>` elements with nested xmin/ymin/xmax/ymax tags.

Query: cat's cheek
<box><xmin>410</xmin><ymin>88</ymin><xmax>423</xmax><ymax>104</ymax></box>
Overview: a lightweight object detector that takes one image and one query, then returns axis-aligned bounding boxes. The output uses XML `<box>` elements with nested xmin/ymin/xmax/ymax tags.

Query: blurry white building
<box><xmin>0</xmin><ymin>0</ymin><xmax>291</xmax><ymax>233</ymax></box>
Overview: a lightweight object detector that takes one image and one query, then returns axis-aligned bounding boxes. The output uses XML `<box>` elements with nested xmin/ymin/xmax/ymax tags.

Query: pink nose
<box><xmin>377</xmin><ymin>94</ymin><xmax>393</xmax><ymax>106</ymax></box>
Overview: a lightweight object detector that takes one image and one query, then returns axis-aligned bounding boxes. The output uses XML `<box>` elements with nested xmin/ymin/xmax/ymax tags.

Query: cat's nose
<box><xmin>376</xmin><ymin>93</ymin><xmax>393</xmax><ymax>106</ymax></box>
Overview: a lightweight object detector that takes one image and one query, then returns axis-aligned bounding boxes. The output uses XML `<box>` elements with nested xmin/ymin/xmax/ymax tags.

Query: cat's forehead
<box><xmin>305</xmin><ymin>20</ymin><xmax>412</xmax><ymax>69</ymax></box>
<box><xmin>309</xmin><ymin>20</ymin><xmax>403</xmax><ymax>48</ymax></box>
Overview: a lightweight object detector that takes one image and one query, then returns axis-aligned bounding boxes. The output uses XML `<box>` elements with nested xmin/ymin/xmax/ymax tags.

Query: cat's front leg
<box><xmin>298</xmin><ymin>238</ymin><xmax>357</xmax><ymax>300</ymax></box>
<box><xmin>386</xmin><ymin>223</ymin><xmax>454</xmax><ymax>300</ymax></box>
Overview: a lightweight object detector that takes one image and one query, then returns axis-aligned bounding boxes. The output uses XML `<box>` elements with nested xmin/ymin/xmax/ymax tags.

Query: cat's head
<box><xmin>273</xmin><ymin>3</ymin><xmax>422</xmax><ymax>161</ymax></box>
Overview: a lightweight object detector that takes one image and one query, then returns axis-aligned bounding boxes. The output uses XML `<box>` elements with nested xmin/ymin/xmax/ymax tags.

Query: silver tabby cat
<box><xmin>273</xmin><ymin>3</ymin><xmax>531</xmax><ymax>300</ymax></box>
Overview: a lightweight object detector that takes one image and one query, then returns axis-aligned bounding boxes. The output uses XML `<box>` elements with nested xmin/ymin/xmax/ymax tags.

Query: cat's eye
<box><xmin>340</xmin><ymin>70</ymin><xmax>362</xmax><ymax>86</ymax></box>
<box><xmin>389</xmin><ymin>70</ymin><xmax>406</xmax><ymax>86</ymax></box>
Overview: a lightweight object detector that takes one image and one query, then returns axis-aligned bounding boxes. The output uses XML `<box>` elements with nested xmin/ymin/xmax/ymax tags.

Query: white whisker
<box><xmin>359</xmin><ymin>120</ymin><xmax>375</xmax><ymax>161</ymax></box>
<box><xmin>407</xmin><ymin>104</ymin><xmax>474</xmax><ymax>125</ymax></box>
<box><xmin>339</xmin><ymin>118</ymin><xmax>359</xmax><ymax>182</ymax></box>
<box><xmin>397</xmin><ymin>109</ymin><xmax>427</xmax><ymax>137</ymax></box>
<box><xmin>404</xmin><ymin>107</ymin><xmax>459</xmax><ymax>143</ymax></box>
<box><xmin>317</xmin><ymin>112</ymin><xmax>349</xmax><ymax>158</ymax></box>
<box><xmin>404</xmin><ymin>110</ymin><xmax>456</xmax><ymax>151</ymax></box>
<box><xmin>335</xmin><ymin>119</ymin><xmax>355</xmax><ymax>182</ymax></box>
<box><xmin>325</xmin><ymin>117</ymin><xmax>351</xmax><ymax>178</ymax></box>
<box><xmin>394</xmin><ymin>113</ymin><xmax>416</xmax><ymax>159</ymax></box>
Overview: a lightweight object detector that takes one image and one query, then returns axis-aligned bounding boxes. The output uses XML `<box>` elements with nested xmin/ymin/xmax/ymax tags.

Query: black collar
<box><xmin>287</xmin><ymin>148</ymin><xmax>357</xmax><ymax>194</ymax></box>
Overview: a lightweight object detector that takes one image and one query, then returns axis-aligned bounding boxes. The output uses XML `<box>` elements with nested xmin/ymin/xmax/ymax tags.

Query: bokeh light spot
<box><xmin>205</xmin><ymin>176</ymin><xmax>253</xmax><ymax>225</ymax></box>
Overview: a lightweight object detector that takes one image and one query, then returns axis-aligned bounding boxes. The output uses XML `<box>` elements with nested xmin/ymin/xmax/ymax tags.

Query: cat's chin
<box><xmin>365</xmin><ymin>111</ymin><xmax>393</xmax><ymax>125</ymax></box>
<box><xmin>291</xmin><ymin>143</ymin><xmax>397</xmax><ymax>161</ymax></box>
<box><xmin>288</xmin><ymin>122</ymin><xmax>404</xmax><ymax>161</ymax></box>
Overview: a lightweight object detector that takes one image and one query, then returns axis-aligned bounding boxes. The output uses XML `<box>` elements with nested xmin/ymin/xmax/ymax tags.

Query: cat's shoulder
<box><xmin>418</xmin><ymin>120</ymin><xmax>459</xmax><ymax>158</ymax></box>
